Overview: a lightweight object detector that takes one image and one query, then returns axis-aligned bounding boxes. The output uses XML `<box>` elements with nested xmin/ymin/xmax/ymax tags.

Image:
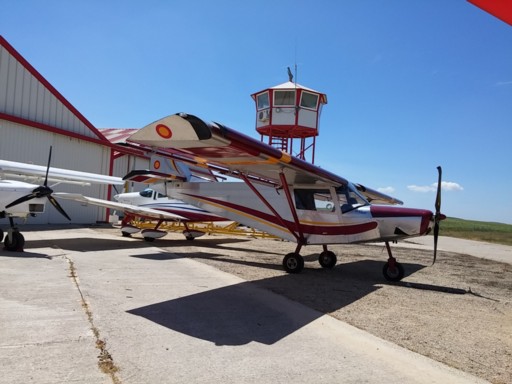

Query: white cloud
<box><xmin>407</xmin><ymin>181</ymin><xmax>463</xmax><ymax>193</ymax></box>
<box><xmin>377</xmin><ymin>186</ymin><xmax>395</xmax><ymax>194</ymax></box>
<box><xmin>441</xmin><ymin>181</ymin><xmax>464</xmax><ymax>191</ymax></box>
<box><xmin>496</xmin><ymin>80</ymin><xmax>512</xmax><ymax>86</ymax></box>
<box><xmin>408</xmin><ymin>184</ymin><xmax>435</xmax><ymax>193</ymax></box>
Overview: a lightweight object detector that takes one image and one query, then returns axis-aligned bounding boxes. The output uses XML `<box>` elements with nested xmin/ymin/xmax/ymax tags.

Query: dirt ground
<box><xmin>106</xmin><ymin>228</ymin><xmax>512</xmax><ymax>384</ymax></box>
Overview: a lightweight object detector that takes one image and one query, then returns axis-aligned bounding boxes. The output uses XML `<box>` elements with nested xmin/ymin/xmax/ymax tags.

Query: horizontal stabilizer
<box><xmin>123</xmin><ymin>170</ymin><xmax>187</xmax><ymax>183</ymax></box>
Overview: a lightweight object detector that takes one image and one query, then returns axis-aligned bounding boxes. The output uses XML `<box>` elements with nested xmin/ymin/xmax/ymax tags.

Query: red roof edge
<box><xmin>0</xmin><ymin>35</ymin><xmax>108</xmax><ymax>142</ymax></box>
<box><xmin>467</xmin><ymin>0</ymin><xmax>512</xmax><ymax>25</ymax></box>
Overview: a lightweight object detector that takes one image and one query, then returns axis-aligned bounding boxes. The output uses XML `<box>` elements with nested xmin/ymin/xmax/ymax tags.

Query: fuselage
<box><xmin>115</xmin><ymin>188</ymin><xmax>224</xmax><ymax>222</ymax></box>
<box><xmin>0</xmin><ymin>180</ymin><xmax>46</xmax><ymax>217</ymax></box>
<box><xmin>159</xmin><ymin>181</ymin><xmax>434</xmax><ymax>245</ymax></box>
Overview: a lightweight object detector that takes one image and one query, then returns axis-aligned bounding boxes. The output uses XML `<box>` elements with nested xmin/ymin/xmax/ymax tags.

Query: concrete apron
<box><xmin>0</xmin><ymin>227</ymin><xmax>488</xmax><ymax>384</ymax></box>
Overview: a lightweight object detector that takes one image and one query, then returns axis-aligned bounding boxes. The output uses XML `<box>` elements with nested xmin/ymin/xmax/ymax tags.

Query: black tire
<box><xmin>0</xmin><ymin>229</ymin><xmax>4</xmax><ymax>243</ymax></box>
<box><xmin>382</xmin><ymin>261</ymin><xmax>405</xmax><ymax>282</ymax></box>
<box><xmin>143</xmin><ymin>237</ymin><xmax>155</xmax><ymax>242</ymax></box>
<box><xmin>4</xmin><ymin>231</ymin><xmax>25</xmax><ymax>251</ymax></box>
<box><xmin>185</xmin><ymin>235</ymin><xmax>195</xmax><ymax>241</ymax></box>
<box><xmin>121</xmin><ymin>231</ymin><xmax>132</xmax><ymax>237</ymax></box>
<box><xmin>319</xmin><ymin>251</ymin><xmax>337</xmax><ymax>269</ymax></box>
<box><xmin>282</xmin><ymin>252</ymin><xmax>304</xmax><ymax>274</ymax></box>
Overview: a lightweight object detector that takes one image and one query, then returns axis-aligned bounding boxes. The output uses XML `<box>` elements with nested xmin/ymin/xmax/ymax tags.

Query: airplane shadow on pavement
<box><xmin>21</xmin><ymin>236</ymin><xmax>250</xmax><ymax>253</ymax></box>
<box><xmin>128</xmin><ymin>276</ymin><xmax>324</xmax><ymax>346</ymax></box>
<box><xmin>0</xmin><ymin>248</ymin><xmax>52</xmax><ymax>259</ymax></box>
<box><xmin>126</xmin><ymin>257</ymin><xmax>458</xmax><ymax>346</ymax></box>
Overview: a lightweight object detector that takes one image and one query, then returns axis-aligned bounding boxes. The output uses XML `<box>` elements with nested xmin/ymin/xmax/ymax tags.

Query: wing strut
<box><xmin>279</xmin><ymin>172</ymin><xmax>306</xmax><ymax>244</ymax></box>
<box><xmin>240</xmin><ymin>173</ymin><xmax>303</xmax><ymax>244</ymax></box>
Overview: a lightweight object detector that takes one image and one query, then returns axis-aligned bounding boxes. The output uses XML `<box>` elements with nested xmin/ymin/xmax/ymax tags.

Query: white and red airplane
<box><xmin>0</xmin><ymin>148</ymin><xmax>123</xmax><ymax>251</ymax></box>
<box><xmin>54</xmin><ymin>152</ymin><xmax>230</xmax><ymax>241</ymax></box>
<box><xmin>55</xmin><ymin>187</ymin><xmax>227</xmax><ymax>241</ymax></box>
<box><xmin>124</xmin><ymin>112</ymin><xmax>446</xmax><ymax>281</ymax></box>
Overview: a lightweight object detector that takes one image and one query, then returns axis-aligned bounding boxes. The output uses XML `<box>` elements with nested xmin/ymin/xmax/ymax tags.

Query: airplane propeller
<box><xmin>5</xmin><ymin>147</ymin><xmax>71</xmax><ymax>221</ymax></box>
<box><xmin>433</xmin><ymin>166</ymin><xmax>443</xmax><ymax>264</ymax></box>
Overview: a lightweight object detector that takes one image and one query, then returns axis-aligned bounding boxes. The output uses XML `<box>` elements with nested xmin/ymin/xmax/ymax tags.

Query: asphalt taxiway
<box><xmin>0</xmin><ymin>226</ymin><xmax>491</xmax><ymax>383</ymax></box>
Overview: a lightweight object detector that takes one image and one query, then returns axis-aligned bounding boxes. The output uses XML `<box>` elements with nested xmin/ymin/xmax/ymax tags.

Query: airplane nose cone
<box><xmin>421</xmin><ymin>209</ymin><xmax>435</xmax><ymax>235</ymax></box>
<box><xmin>370</xmin><ymin>206</ymin><xmax>435</xmax><ymax>235</ymax></box>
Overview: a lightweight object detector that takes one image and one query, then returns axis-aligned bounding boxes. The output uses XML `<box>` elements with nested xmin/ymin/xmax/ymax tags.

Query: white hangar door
<box><xmin>46</xmin><ymin>136</ymin><xmax>112</xmax><ymax>225</ymax></box>
<box><xmin>0</xmin><ymin>121</ymin><xmax>113</xmax><ymax>224</ymax></box>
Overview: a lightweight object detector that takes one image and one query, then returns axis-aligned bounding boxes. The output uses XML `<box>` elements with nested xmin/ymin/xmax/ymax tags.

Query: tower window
<box><xmin>300</xmin><ymin>91</ymin><xmax>319</xmax><ymax>109</ymax></box>
<box><xmin>256</xmin><ymin>92</ymin><xmax>270</xmax><ymax>110</ymax></box>
<box><xmin>274</xmin><ymin>90</ymin><xmax>295</xmax><ymax>106</ymax></box>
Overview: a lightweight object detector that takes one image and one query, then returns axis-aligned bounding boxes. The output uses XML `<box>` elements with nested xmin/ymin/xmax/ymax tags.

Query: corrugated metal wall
<box><xmin>0</xmin><ymin>43</ymin><xmax>100</xmax><ymax>140</ymax></box>
<box><xmin>112</xmin><ymin>154</ymin><xmax>150</xmax><ymax>193</ymax></box>
<box><xmin>0</xmin><ymin>120</ymin><xmax>112</xmax><ymax>224</ymax></box>
<box><xmin>0</xmin><ymin>37</ymin><xmax>151</xmax><ymax>225</ymax></box>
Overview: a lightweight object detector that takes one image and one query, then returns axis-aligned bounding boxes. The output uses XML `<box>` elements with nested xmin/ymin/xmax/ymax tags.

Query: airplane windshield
<box><xmin>336</xmin><ymin>184</ymin><xmax>369</xmax><ymax>213</ymax></box>
<box><xmin>139</xmin><ymin>188</ymin><xmax>167</xmax><ymax>199</ymax></box>
<box><xmin>139</xmin><ymin>189</ymin><xmax>153</xmax><ymax>198</ymax></box>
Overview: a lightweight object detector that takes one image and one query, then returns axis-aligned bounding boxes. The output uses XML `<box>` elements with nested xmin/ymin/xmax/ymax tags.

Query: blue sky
<box><xmin>3</xmin><ymin>1</ymin><xmax>511</xmax><ymax>223</ymax></box>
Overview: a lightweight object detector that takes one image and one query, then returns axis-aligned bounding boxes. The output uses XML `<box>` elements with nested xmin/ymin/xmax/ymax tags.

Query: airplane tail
<box><xmin>123</xmin><ymin>151</ymin><xmax>221</xmax><ymax>184</ymax></box>
<box><xmin>150</xmin><ymin>154</ymin><xmax>192</xmax><ymax>181</ymax></box>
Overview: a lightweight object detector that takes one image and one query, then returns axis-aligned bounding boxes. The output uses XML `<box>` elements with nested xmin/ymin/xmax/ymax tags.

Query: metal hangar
<box><xmin>0</xmin><ymin>35</ymin><xmax>148</xmax><ymax>224</ymax></box>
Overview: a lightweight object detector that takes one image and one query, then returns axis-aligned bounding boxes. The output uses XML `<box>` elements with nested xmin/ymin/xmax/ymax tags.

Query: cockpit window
<box><xmin>139</xmin><ymin>189</ymin><xmax>153</xmax><ymax>198</ymax></box>
<box><xmin>336</xmin><ymin>184</ymin><xmax>368</xmax><ymax>213</ymax></box>
<box><xmin>139</xmin><ymin>188</ymin><xmax>167</xmax><ymax>199</ymax></box>
<box><xmin>294</xmin><ymin>189</ymin><xmax>333</xmax><ymax>212</ymax></box>
<box><xmin>294</xmin><ymin>185</ymin><xmax>368</xmax><ymax>214</ymax></box>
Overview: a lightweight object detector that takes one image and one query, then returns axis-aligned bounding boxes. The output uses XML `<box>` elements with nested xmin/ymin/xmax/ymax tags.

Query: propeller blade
<box><xmin>5</xmin><ymin>193</ymin><xmax>37</xmax><ymax>209</ymax></box>
<box><xmin>433</xmin><ymin>221</ymin><xmax>440</xmax><ymax>264</ymax></box>
<box><xmin>44</xmin><ymin>146</ymin><xmax>53</xmax><ymax>187</ymax></box>
<box><xmin>47</xmin><ymin>195</ymin><xmax>71</xmax><ymax>221</ymax></box>
<box><xmin>435</xmin><ymin>166</ymin><xmax>442</xmax><ymax>215</ymax></box>
<box><xmin>433</xmin><ymin>166</ymin><xmax>443</xmax><ymax>265</ymax></box>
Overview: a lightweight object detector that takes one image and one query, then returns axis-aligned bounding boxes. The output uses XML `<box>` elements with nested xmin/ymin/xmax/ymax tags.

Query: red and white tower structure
<box><xmin>251</xmin><ymin>69</ymin><xmax>327</xmax><ymax>164</ymax></box>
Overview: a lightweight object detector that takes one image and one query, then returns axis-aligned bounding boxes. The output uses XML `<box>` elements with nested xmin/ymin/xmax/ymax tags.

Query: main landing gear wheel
<box><xmin>0</xmin><ymin>229</ymin><xmax>4</xmax><ymax>243</ymax></box>
<box><xmin>382</xmin><ymin>260</ymin><xmax>404</xmax><ymax>282</ymax></box>
<box><xmin>4</xmin><ymin>231</ymin><xmax>25</xmax><ymax>251</ymax></box>
<box><xmin>283</xmin><ymin>252</ymin><xmax>304</xmax><ymax>274</ymax></box>
<box><xmin>318</xmin><ymin>251</ymin><xmax>337</xmax><ymax>269</ymax></box>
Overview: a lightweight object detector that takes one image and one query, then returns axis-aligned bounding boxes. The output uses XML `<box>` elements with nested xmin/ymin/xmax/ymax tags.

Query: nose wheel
<box><xmin>318</xmin><ymin>247</ymin><xmax>337</xmax><ymax>269</ymax></box>
<box><xmin>383</xmin><ymin>242</ymin><xmax>404</xmax><ymax>282</ymax></box>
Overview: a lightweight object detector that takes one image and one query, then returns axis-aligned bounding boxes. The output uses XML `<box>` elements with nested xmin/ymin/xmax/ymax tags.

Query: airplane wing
<box><xmin>0</xmin><ymin>160</ymin><xmax>124</xmax><ymax>186</ymax></box>
<box><xmin>128</xmin><ymin>113</ymin><xmax>348</xmax><ymax>186</ymax></box>
<box><xmin>53</xmin><ymin>193</ymin><xmax>186</xmax><ymax>221</ymax></box>
<box><xmin>354</xmin><ymin>183</ymin><xmax>403</xmax><ymax>205</ymax></box>
<box><xmin>128</xmin><ymin>113</ymin><xmax>402</xmax><ymax>205</ymax></box>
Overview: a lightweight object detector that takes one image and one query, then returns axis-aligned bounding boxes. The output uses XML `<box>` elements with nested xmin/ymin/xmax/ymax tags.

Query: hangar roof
<box><xmin>0</xmin><ymin>36</ymin><xmax>142</xmax><ymax>157</ymax></box>
<box><xmin>1</xmin><ymin>35</ymin><xmax>106</xmax><ymax>143</ymax></box>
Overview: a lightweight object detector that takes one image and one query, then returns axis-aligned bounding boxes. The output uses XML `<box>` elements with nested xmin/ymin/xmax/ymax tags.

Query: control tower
<box><xmin>251</xmin><ymin>69</ymin><xmax>327</xmax><ymax>164</ymax></box>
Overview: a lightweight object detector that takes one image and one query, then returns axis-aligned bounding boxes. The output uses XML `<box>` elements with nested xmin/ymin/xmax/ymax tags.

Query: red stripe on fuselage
<box><xmin>184</xmin><ymin>194</ymin><xmax>378</xmax><ymax>236</ymax></box>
